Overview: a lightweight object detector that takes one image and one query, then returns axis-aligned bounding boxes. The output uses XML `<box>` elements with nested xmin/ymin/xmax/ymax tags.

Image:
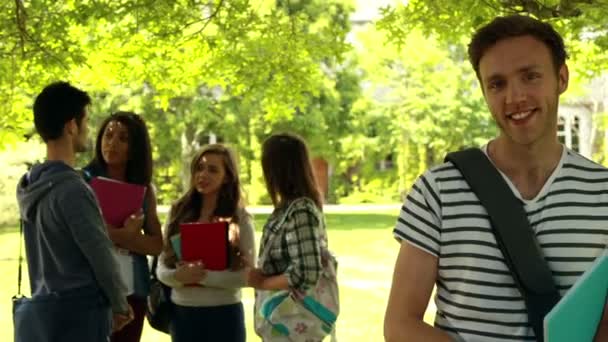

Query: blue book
<box><xmin>544</xmin><ymin>252</ymin><xmax>608</xmax><ymax>342</ymax></box>
<box><xmin>170</xmin><ymin>234</ymin><xmax>182</xmax><ymax>260</ymax></box>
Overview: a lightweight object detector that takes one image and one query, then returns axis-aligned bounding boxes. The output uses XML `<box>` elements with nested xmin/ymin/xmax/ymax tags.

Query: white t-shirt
<box><xmin>113</xmin><ymin>248</ymin><xmax>134</xmax><ymax>295</ymax></box>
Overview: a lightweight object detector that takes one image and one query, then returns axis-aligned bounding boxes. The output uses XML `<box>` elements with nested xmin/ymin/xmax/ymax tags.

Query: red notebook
<box><xmin>180</xmin><ymin>222</ymin><xmax>230</xmax><ymax>271</ymax></box>
<box><xmin>89</xmin><ymin>177</ymin><xmax>146</xmax><ymax>228</ymax></box>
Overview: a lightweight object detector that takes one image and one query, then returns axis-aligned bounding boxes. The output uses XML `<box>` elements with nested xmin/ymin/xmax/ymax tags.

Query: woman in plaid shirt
<box><xmin>247</xmin><ymin>132</ymin><xmax>327</xmax><ymax>310</ymax></box>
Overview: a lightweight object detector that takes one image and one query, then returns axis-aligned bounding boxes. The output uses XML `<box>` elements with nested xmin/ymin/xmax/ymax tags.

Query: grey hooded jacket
<box><xmin>16</xmin><ymin>160</ymin><xmax>129</xmax><ymax>314</ymax></box>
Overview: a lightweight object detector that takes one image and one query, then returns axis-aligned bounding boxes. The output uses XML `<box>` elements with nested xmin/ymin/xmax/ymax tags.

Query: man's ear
<box><xmin>558</xmin><ymin>63</ymin><xmax>569</xmax><ymax>94</ymax></box>
<box><xmin>65</xmin><ymin>118</ymin><xmax>77</xmax><ymax>136</ymax></box>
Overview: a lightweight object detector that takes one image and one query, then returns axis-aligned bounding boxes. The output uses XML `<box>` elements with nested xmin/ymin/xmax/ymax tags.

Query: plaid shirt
<box><xmin>259</xmin><ymin>197</ymin><xmax>327</xmax><ymax>292</ymax></box>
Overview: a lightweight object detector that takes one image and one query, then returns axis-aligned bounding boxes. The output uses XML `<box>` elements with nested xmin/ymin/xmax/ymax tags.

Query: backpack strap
<box><xmin>258</xmin><ymin>198</ymin><xmax>314</xmax><ymax>266</ymax></box>
<box><xmin>16</xmin><ymin>219</ymin><xmax>24</xmax><ymax>296</ymax></box>
<box><xmin>445</xmin><ymin>148</ymin><xmax>560</xmax><ymax>341</ymax></box>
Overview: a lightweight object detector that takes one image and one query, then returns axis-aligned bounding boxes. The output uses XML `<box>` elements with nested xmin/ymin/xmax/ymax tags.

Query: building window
<box><xmin>557</xmin><ymin>113</ymin><xmax>580</xmax><ymax>152</ymax></box>
<box><xmin>571</xmin><ymin>116</ymin><xmax>580</xmax><ymax>152</ymax></box>
<box><xmin>557</xmin><ymin>116</ymin><xmax>565</xmax><ymax>144</ymax></box>
<box><xmin>377</xmin><ymin>153</ymin><xmax>394</xmax><ymax>171</ymax></box>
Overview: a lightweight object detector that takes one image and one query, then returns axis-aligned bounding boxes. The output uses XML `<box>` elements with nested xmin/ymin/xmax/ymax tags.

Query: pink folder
<box><xmin>89</xmin><ymin>177</ymin><xmax>146</xmax><ymax>228</ymax></box>
<box><xmin>180</xmin><ymin>222</ymin><xmax>230</xmax><ymax>271</ymax></box>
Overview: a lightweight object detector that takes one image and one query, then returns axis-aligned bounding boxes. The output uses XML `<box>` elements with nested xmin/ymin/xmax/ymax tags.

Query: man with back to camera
<box><xmin>15</xmin><ymin>81</ymin><xmax>133</xmax><ymax>342</ymax></box>
<box><xmin>384</xmin><ymin>15</ymin><xmax>608</xmax><ymax>342</ymax></box>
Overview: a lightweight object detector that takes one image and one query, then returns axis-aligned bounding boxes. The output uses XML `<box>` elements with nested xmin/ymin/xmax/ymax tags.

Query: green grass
<box><xmin>0</xmin><ymin>210</ymin><xmax>436</xmax><ymax>341</ymax></box>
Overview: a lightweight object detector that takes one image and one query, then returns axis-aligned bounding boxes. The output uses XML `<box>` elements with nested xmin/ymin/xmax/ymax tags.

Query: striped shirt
<box><xmin>394</xmin><ymin>146</ymin><xmax>608</xmax><ymax>341</ymax></box>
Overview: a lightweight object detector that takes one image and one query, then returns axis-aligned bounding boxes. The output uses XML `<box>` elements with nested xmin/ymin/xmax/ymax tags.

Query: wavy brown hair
<box><xmin>261</xmin><ymin>133</ymin><xmax>322</xmax><ymax>210</ymax></box>
<box><xmin>163</xmin><ymin>144</ymin><xmax>246</xmax><ymax>268</ymax></box>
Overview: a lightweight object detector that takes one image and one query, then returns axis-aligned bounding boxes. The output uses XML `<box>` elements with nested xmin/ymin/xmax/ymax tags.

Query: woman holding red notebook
<box><xmin>83</xmin><ymin>111</ymin><xmax>163</xmax><ymax>342</ymax></box>
<box><xmin>157</xmin><ymin>144</ymin><xmax>255</xmax><ymax>342</ymax></box>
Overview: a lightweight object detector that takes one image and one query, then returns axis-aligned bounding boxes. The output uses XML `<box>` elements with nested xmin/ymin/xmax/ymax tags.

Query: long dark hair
<box><xmin>163</xmin><ymin>144</ymin><xmax>245</xmax><ymax>268</ymax></box>
<box><xmin>86</xmin><ymin>111</ymin><xmax>153</xmax><ymax>186</ymax></box>
<box><xmin>261</xmin><ymin>133</ymin><xmax>322</xmax><ymax>210</ymax></box>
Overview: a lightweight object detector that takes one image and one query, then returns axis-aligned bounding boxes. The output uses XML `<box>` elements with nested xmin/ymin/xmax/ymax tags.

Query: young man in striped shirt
<box><xmin>384</xmin><ymin>15</ymin><xmax>608</xmax><ymax>342</ymax></box>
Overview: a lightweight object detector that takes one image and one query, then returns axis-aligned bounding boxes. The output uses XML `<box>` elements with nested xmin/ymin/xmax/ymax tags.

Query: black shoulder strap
<box><xmin>445</xmin><ymin>148</ymin><xmax>560</xmax><ymax>341</ymax></box>
<box><xmin>16</xmin><ymin>219</ymin><xmax>24</xmax><ymax>296</ymax></box>
<box><xmin>150</xmin><ymin>255</ymin><xmax>161</xmax><ymax>280</ymax></box>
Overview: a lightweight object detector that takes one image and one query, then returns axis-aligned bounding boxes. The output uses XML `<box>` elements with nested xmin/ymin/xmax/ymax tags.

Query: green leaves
<box><xmin>0</xmin><ymin>0</ymin><xmax>351</xmax><ymax>148</ymax></box>
<box><xmin>0</xmin><ymin>0</ymin><xmax>357</xmax><ymax>203</ymax></box>
<box><xmin>351</xmin><ymin>22</ymin><xmax>497</xmax><ymax>196</ymax></box>
<box><xmin>378</xmin><ymin>0</ymin><xmax>608</xmax><ymax>79</ymax></box>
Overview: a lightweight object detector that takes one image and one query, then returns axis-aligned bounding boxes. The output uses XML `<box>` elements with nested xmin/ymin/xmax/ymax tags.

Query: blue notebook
<box><xmin>544</xmin><ymin>252</ymin><xmax>608</xmax><ymax>342</ymax></box>
<box><xmin>170</xmin><ymin>234</ymin><xmax>182</xmax><ymax>260</ymax></box>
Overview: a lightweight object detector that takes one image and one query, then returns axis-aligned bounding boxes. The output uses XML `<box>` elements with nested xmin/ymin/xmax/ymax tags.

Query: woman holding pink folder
<box><xmin>84</xmin><ymin>111</ymin><xmax>163</xmax><ymax>342</ymax></box>
<box><xmin>157</xmin><ymin>144</ymin><xmax>255</xmax><ymax>342</ymax></box>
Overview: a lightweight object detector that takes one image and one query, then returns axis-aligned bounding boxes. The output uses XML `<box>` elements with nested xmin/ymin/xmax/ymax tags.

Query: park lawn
<box><xmin>0</xmin><ymin>210</ymin><xmax>437</xmax><ymax>341</ymax></box>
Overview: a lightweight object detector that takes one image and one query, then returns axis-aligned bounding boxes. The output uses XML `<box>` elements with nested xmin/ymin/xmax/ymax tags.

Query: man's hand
<box><xmin>595</xmin><ymin>298</ymin><xmax>608</xmax><ymax>342</ymax></box>
<box><xmin>112</xmin><ymin>304</ymin><xmax>134</xmax><ymax>332</ymax></box>
<box><xmin>174</xmin><ymin>260</ymin><xmax>207</xmax><ymax>285</ymax></box>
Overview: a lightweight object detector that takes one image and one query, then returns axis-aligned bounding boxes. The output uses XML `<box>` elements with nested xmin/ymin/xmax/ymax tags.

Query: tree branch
<box><xmin>12</xmin><ymin>0</ymin><xmax>73</xmax><ymax>70</ymax></box>
<box><xmin>14</xmin><ymin>0</ymin><xmax>26</xmax><ymax>56</ymax></box>
<box><xmin>499</xmin><ymin>0</ymin><xmax>593</xmax><ymax>18</ymax></box>
<box><xmin>179</xmin><ymin>0</ymin><xmax>225</xmax><ymax>44</ymax></box>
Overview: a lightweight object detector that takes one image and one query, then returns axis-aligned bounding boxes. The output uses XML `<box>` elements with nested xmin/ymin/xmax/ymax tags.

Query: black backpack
<box><xmin>145</xmin><ymin>256</ymin><xmax>172</xmax><ymax>334</ymax></box>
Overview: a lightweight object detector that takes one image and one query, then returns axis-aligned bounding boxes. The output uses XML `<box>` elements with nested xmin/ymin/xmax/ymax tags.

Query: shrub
<box><xmin>0</xmin><ymin>141</ymin><xmax>45</xmax><ymax>228</ymax></box>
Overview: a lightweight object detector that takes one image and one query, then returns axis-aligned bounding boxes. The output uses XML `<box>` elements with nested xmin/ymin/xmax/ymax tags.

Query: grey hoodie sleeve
<box><xmin>59</xmin><ymin>181</ymin><xmax>129</xmax><ymax>314</ymax></box>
